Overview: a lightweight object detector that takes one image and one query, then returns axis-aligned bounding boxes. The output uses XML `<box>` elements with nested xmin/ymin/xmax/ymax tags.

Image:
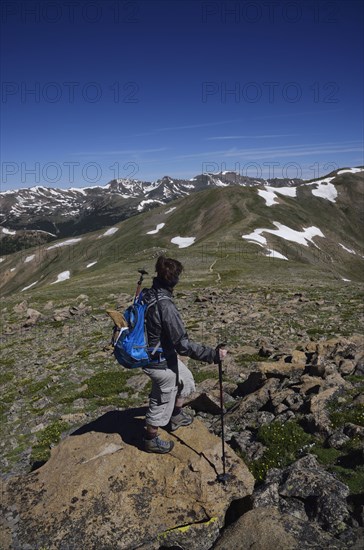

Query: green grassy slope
<box><xmin>0</xmin><ymin>172</ymin><xmax>363</xmax><ymax>299</ymax></box>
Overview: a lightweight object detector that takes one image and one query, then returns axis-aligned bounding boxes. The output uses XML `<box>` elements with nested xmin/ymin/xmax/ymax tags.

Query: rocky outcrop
<box><xmin>213</xmin><ymin>453</ymin><xmax>364</xmax><ymax>550</ymax></box>
<box><xmin>190</xmin><ymin>336</ymin><xmax>364</xmax><ymax>549</ymax></box>
<box><xmin>254</xmin><ymin>455</ymin><xmax>350</xmax><ymax>535</ymax></box>
<box><xmin>1</xmin><ymin>415</ymin><xmax>254</xmax><ymax>550</ymax></box>
<box><xmin>212</xmin><ymin>506</ymin><xmax>346</xmax><ymax>549</ymax></box>
<box><xmin>22</xmin><ymin>308</ymin><xmax>43</xmax><ymax>327</ymax></box>
<box><xmin>1</xmin><ymin>288</ymin><xmax>364</xmax><ymax>549</ymax></box>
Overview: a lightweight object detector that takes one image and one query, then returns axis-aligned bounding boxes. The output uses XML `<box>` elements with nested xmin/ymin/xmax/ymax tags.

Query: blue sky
<box><xmin>1</xmin><ymin>0</ymin><xmax>363</xmax><ymax>190</ymax></box>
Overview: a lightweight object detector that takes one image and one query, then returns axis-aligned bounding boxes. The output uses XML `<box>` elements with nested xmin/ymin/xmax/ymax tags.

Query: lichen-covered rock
<box><xmin>310</xmin><ymin>386</ymin><xmax>339</xmax><ymax>435</ymax></box>
<box><xmin>212</xmin><ymin>506</ymin><xmax>343</xmax><ymax>550</ymax></box>
<box><xmin>0</xmin><ymin>414</ymin><xmax>254</xmax><ymax>550</ymax></box>
<box><xmin>226</xmin><ymin>378</ymin><xmax>280</xmax><ymax>423</ymax></box>
<box><xmin>279</xmin><ymin>455</ymin><xmax>350</xmax><ymax>535</ymax></box>
<box><xmin>257</xmin><ymin>361</ymin><xmax>306</xmax><ymax>378</ymax></box>
<box><xmin>188</xmin><ymin>390</ymin><xmax>234</xmax><ymax>415</ymax></box>
<box><xmin>231</xmin><ymin>430</ymin><xmax>266</xmax><ymax>461</ymax></box>
<box><xmin>23</xmin><ymin>308</ymin><xmax>42</xmax><ymax>327</ymax></box>
<box><xmin>327</xmin><ymin>428</ymin><xmax>351</xmax><ymax>449</ymax></box>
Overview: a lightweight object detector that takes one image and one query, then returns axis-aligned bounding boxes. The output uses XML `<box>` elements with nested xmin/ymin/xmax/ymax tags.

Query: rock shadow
<box><xmin>71</xmin><ymin>407</ymin><xmax>148</xmax><ymax>451</ymax></box>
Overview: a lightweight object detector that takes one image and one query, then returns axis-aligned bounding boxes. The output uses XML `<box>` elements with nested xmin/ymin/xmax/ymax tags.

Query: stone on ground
<box><xmin>1</xmin><ymin>414</ymin><xmax>254</xmax><ymax>550</ymax></box>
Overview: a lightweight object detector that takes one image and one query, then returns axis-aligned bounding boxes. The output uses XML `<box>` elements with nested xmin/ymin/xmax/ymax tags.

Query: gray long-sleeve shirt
<box><xmin>143</xmin><ymin>279</ymin><xmax>218</xmax><ymax>365</ymax></box>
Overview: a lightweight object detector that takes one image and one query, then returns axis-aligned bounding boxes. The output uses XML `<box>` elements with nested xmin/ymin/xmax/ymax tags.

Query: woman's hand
<box><xmin>219</xmin><ymin>348</ymin><xmax>227</xmax><ymax>361</ymax></box>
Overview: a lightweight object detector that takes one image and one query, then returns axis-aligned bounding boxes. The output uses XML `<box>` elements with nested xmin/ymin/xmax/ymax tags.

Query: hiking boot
<box><xmin>144</xmin><ymin>436</ymin><xmax>174</xmax><ymax>454</ymax></box>
<box><xmin>170</xmin><ymin>410</ymin><xmax>194</xmax><ymax>432</ymax></box>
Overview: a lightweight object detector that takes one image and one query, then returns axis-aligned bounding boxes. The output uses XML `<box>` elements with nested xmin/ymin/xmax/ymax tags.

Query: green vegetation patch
<box><xmin>31</xmin><ymin>420</ymin><xmax>70</xmax><ymax>464</ymax></box>
<box><xmin>330</xmin><ymin>405</ymin><xmax>364</xmax><ymax>428</ymax></box>
<box><xmin>193</xmin><ymin>369</ymin><xmax>219</xmax><ymax>383</ymax></box>
<box><xmin>328</xmin><ymin>384</ymin><xmax>364</xmax><ymax>428</ymax></box>
<box><xmin>311</xmin><ymin>445</ymin><xmax>342</xmax><ymax>465</ymax></box>
<box><xmin>311</xmin><ymin>439</ymin><xmax>364</xmax><ymax>495</ymax></box>
<box><xmin>0</xmin><ymin>371</ymin><xmax>15</xmax><ymax>385</ymax></box>
<box><xmin>78</xmin><ymin>370</ymin><xmax>133</xmax><ymax>398</ymax></box>
<box><xmin>24</xmin><ymin>377</ymin><xmax>52</xmax><ymax>395</ymax></box>
<box><xmin>238</xmin><ymin>353</ymin><xmax>267</xmax><ymax>364</ymax></box>
<box><xmin>0</xmin><ymin>357</ymin><xmax>15</xmax><ymax>368</ymax></box>
<box><xmin>248</xmin><ymin>420</ymin><xmax>313</xmax><ymax>482</ymax></box>
<box><xmin>309</xmin><ymin>368</ymin><xmax>364</xmax><ymax>497</ymax></box>
<box><xmin>330</xmin><ymin>465</ymin><xmax>364</xmax><ymax>495</ymax></box>
<box><xmin>77</xmin><ymin>348</ymin><xmax>92</xmax><ymax>359</ymax></box>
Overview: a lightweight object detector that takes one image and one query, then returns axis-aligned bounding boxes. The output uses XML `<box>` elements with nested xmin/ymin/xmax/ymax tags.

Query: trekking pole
<box><xmin>216</xmin><ymin>342</ymin><xmax>230</xmax><ymax>484</ymax></box>
<box><xmin>134</xmin><ymin>268</ymin><xmax>148</xmax><ymax>302</ymax></box>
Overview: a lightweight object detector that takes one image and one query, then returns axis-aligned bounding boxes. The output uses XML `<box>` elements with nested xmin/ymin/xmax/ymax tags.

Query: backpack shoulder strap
<box><xmin>145</xmin><ymin>289</ymin><xmax>172</xmax><ymax>356</ymax></box>
<box><xmin>145</xmin><ymin>289</ymin><xmax>171</xmax><ymax>316</ymax></box>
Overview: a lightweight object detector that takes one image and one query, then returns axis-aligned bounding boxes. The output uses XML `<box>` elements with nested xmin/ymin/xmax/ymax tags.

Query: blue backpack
<box><xmin>113</xmin><ymin>291</ymin><xmax>167</xmax><ymax>369</ymax></box>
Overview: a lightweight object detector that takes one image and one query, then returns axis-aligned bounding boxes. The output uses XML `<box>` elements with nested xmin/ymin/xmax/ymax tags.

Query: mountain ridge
<box><xmin>0</xmin><ymin>168</ymin><xmax>363</xmax><ymax>296</ymax></box>
<box><xmin>2</xmin><ymin>167</ymin><xmax>361</xmax><ymax>253</ymax></box>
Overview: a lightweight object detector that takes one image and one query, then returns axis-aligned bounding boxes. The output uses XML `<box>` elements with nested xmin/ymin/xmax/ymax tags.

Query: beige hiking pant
<box><xmin>143</xmin><ymin>359</ymin><xmax>195</xmax><ymax>427</ymax></box>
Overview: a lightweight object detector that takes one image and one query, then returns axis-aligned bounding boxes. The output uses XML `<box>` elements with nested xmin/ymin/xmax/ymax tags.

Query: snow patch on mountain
<box><xmin>165</xmin><ymin>207</ymin><xmax>176</xmax><ymax>214</ymax></box>
<box><xmin>243</xmin><ymin>223</ymin><xmax>324</xmax><ymax>248</ymax></box>
<box><xmin>258</xmin><ymin>185</ymin><xmax>297</xmax><ymax>206</ymax></box>
<box><xmin>337</xmin><ymin>168</ymin><xmax>364</xmax><ymax>175</ymax></box>
<box><xmin>0</xmin><ymin>258</ymin><xmax>4</xmax><ymax>263</ymax></box>
<box><xmin>47</xmin><ymin>238</ymin><xmax>82</xmax><ymax>250</ymax></box>
<box><xmin>51</xmin><ymin>271</ymin><xmax>71</xmax><ymax>284</ymax></box>
<box><xmin>86</xmin><ymin>261</ymin><xmax>97</xmax><ymax>268</ymax></box>
<box><xmin>1</xmin><ymin>227</ymin><xmax>17</xmax><ymax>235</ymax></box>
<box><xmin>265</xmin><ymin>249</ymin><xmax>289</xmax><ymax>260</ymax></box>
<box><xmin>258</xmin><ymin>188</ymin><xmax>279</xmax><ymax>206</ymax></box>
<box><xmin>171</xmin><ymin>236</ymin><xmax>195</xmax><ymax>248</ymax></box>
<box><xmin>138</xmin><ymin>199</ymin><xmax>164</xmax><ymax>212</ymax></box>
<box><xmin>69</xmin><ymin>187</ymin><xmax>87</xmax><ymax>195</ymax></box>
<box><xmin>339</xmin><ymin>243</ymin><xmax>356</xmax><ymax>254</ymax></box>
<box><xmin>99</xmin><ymin>227</ymin><xmax>119</xmax><ymax>237</ymax></box>
<box><xmin>275</xmin><ymin>186</ymin><xmax>297</xmax><ymax>198</ymax></box>
<box><xmin>24</xmin><ymin>254</ymin><xmax>35</xmax><ymax>263</ymax></box>
<box><xmin>242</xmin><ymin>229</ymin><xmax>267</xmax><ymax>246</ymax></box>
<box><xmin>21</xmin><ymin>281</ymin><xmax>39</xmax><ymax>292</ymax></box>
<box><xmin>147</xmin><ymin>223</ymin><xmax>165</xmax><ymax>235</ymax></box>
<box><xmin>310</xmin><ymin>177</ymin><xmax>337</xmax><ymax>202</ymax></box>
<box><xmin>214</xmin><ymin>179</ymin><xmax>229</xmax><ymax>187</ymax></box>
<box><xmin>34</xmin><ymin>229</ymin><xmax>57</xmax><ymax>237</ymax></box>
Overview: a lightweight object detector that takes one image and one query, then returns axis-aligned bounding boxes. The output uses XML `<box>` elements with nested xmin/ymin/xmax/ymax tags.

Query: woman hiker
<box><xmin>142</xmin><ymin>255</ymin><xmax>227</xmax><ymax>454</ymax></box>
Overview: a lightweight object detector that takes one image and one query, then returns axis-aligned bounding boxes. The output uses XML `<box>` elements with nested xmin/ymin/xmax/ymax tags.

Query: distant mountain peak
<box><xmin>1</xmin><ymin>167</ymin><xmax>363</xmax><ymax>255</ymax></box>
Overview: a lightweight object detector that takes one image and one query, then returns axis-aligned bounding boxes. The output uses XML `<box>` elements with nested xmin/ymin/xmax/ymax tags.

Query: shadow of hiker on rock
<box><xmin>31</xmin><ymin>407</ymin><xmax>154</xmax><ymax>472</ymax></box>
<box><xmin>70</xmin><ymin>406</ymin><xmax>148</xmax><ymax>451</ymax></box>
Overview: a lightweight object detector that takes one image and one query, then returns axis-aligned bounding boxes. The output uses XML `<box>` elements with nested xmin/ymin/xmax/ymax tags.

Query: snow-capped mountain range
<box><xmin>0</xmin><ymin>168</ymin><xmax>362</xmax><ymax>254</ymax></box>
<box><xmin>0</xmin><ymin>166</ymin><xmax>363</xmax><ymax>293</ymax></box>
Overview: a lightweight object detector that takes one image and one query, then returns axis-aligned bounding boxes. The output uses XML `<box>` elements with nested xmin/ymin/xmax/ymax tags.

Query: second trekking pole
<box><xmin>216</xmin><ymin>343</ymin><xmax>229</xmax><ymax>484</ymax></box>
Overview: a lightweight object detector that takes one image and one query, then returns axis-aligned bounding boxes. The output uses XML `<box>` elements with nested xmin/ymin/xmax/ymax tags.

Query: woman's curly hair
<box><xmin>155</xmin><ymin>255</ymin><xmax>183</xmax><ymax>285</ymax></box>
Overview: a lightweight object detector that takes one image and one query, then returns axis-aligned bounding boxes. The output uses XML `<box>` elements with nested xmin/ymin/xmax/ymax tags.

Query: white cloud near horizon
<box><xmin>175</xmin><ymin>141</ymin><xmax>363</xmax><ymax>161</ymax></box>
<box><xmin>72</xmin><ymin>147</ymin><xmax>168</xmax><ymax>156</ymax></box>
<box><xmin>206</xmin><ymin>134</ymin><xmax>300</xmax><ymax>140</ymax></box>
<box><xmin>133</xmin><ymin>119</ymin><xmax>242</xmax><ymax>137</ymax></box>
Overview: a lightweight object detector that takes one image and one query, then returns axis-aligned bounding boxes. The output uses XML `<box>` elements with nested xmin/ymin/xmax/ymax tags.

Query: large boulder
<box><xmin>212</xmin><ymin>507</ymin><xmax>344</xmax><ymax>550</ymax></box>
<box><xmin>253</xmin><ymin>455</ymin><xmax>352</xmax><ymax>538</ymax></box>
<box><xmin>22</xmin><ymin>308</ymin><xmax>42</xmax><ymax>327</ymax></box>
<box><xmin>1</xmin><ymin>411</ymin><xmax>254</xmax><ymax>550</ymax></box>
<box><xmin>278</xmin><ymin>455</ymin><xmax>350</xmax><ymax>535</ymax></box>
<box><xmin>226</xmin><ymin>378</ymin><xmax>281</xmax><ymax>423</ymax></box>
<box><xmin>310</xmin><ymin>386</ymin><xmax>339</xmax><ymax>435</ymax></box>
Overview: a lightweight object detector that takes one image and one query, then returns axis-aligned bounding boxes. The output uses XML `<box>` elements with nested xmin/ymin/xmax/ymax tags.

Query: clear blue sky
<box><xmin>1</xmin><ymin>0</ymin><xmax>363</xmax><ymax>190</ymax></box>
